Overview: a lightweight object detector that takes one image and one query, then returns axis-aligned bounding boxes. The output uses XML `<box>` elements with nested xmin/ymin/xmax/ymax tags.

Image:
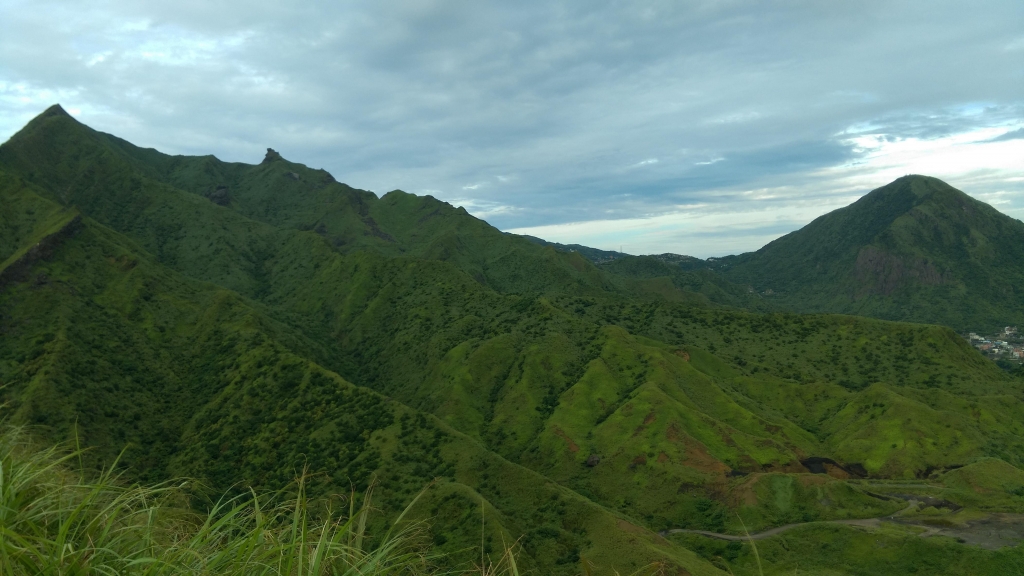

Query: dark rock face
<box><xmin>205</xmin><ymin>185</ymin><xmax>231</xmax><ymax>206</ymax></box>
<box><xmin>262</xmin><ymin>148</ymin><xmax>282</xmax><ymax>163</ymax></box>
<box><xmin>800</xmin><ymin>457</ymin><xmax>867</xmax><ymax>478</ymax></box>
<box><xmin>586</xmin><ymin>454</ymin><xmax>601</xmax><ymax>467</ymax></box>
<box><xmin>854</xmin><ymin>245</ymin><xmax>948</xmax><ymax>297</ymax></box>
<box><xmin>362</xmin><ymin>216</ymin><xmax>396</xmax><ymax>242</ymax></box>
<box><xmin>0</xmin><ymin>214</ymin><xmax>82</xmax><ymax>291</ymax></box>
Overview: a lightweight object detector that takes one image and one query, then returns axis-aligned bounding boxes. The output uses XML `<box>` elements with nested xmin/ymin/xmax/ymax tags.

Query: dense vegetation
<box><xmin>0</xmin><ymin>423</ymin><xmax>534</xmax><ymax>575</ymax></box>
<box><xmin>2</xmin><ymin>105</ymin><xmax>1024</xmax><ymax>574</ymax></box>
<box><xmin>598</xmin><ymin>176</ymin><xmax>1024</xmax><ymax>333</ymax></box>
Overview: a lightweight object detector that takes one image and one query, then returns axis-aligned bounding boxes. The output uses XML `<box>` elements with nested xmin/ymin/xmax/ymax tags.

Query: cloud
<box><xmin>988</xmin><ymin>127</ymin><xmax>1024</xmax><ymax>142</ymax></box>
<box><xmin>0</xmin><ymin>0</ymin><xmax>1021</xmax><ymax>254</ymax></box>
<box><xmin>507</xmin><ymin>194</ymin><xmax>853</xmax><ymax>258</ymax></box>
<box><xmin>628</xmin><ymin>158</ymin><xmax>658</xmax><ymax>168</ymax></box>
<box><xmin>448</xmin><ymin>197</ymin><xmax>519</xmax><ymax>219</ymax></box>
<box><xmin>509</xmin><ymin>130</ymin><xmax>1024</xmax><ymax>257</ymax></box>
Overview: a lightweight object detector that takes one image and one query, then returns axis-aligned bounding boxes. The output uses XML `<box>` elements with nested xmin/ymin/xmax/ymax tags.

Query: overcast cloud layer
<box><xmin>2</xmin><ymin>0</ymin><xmax>1022</xmax><ymax>257</ymax></box>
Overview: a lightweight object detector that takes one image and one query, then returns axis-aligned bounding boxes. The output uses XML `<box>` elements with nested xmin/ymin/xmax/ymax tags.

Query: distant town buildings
<box><xmin>964</xmin><ymin>326</ymin><xmax>1023</xmax><ymax>363</ymax></box>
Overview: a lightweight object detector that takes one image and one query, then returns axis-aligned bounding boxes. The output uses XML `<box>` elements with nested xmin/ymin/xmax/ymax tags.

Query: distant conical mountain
<box><xmin>709</xmin><ymin>175</ymin><xmax>1024</xmax><ymax>331</ymax></box>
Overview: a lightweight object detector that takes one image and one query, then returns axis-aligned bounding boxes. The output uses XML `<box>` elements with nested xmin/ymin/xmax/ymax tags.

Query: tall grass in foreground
<box><xmin>0</xmin><ymin>425</ymin><xmax>432</xmax><ymax>575</ymax></box>
<box><xmin>0</xmin><ymin>425</ymin><xmax>667</xmax><ymax>575</ymax></box>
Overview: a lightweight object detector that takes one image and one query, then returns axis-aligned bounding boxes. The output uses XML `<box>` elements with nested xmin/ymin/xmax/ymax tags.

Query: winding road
<box><xmin>658</xmin><ymin>500</ymin><xmax>922</xmax><ymax>542</ymax></box>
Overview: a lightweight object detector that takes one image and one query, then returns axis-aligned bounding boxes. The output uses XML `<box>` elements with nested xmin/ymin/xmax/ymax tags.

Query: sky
<box><xmin>1</xmin><ymin>0</ymin><xmax>1022</xmax><ymax>258</ymax></box>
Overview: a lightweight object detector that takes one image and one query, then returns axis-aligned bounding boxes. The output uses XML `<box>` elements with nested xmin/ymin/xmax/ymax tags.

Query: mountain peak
<box><xmin>6</xmin><ymin>103</ymin><xmax>87</xmax><ymax>146</ymax></box>
<box><xmin>40</xmin><ymin>104</ymin><xmax>71</xmax><ymax>119</ymax></box>
<box><xmin>864</xmin><ymin>174</ymin><xmax>965</xmax><ymax>203</ymax></box>
<box><xmin>261</xmin><ymin>148</ymin><xmax>283</xmax><ymax>164</ymax></box>
<box><xmin>718</xmin><ymin>175</ymin><xmax>1024</xmax><ymax>330</ymax></box>
<box><xmin>836</xmin><ymin>175</ymin><xmax>975</xmax><ymax>233</ymax></box>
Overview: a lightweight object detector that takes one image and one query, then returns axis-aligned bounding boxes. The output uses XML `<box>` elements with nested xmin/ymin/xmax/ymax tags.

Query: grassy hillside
<box><xmin>519</xmin><ymin>234</ymin><xmax>629</xmax><ymax>263</ymax></box>
<box><xmin>0</xmin><ymin>181</ymin><xmax>720</xmax><ymax>575</ymax></box>
<box><xmin>3</xmin><ymin>105</ymin><xmax>1024</xmax><ymax>574</ymax></box>
<box><xmin>597</xmin><ymin>255</ymin><xmax>776</xmax><ymax>312</ymax></box>
<box><xmin>0</xmin><ymin>106</ymin><xmax>615</xmax><ymax>298</ymax></box>
<box><xmin>584</xmin><ymin>176</ymin><xmax>1024</xmax><ymax>333</ymax></box>
<box><xmin>708</xmin><ymin>175</ymin><xmax>1024</xmax><ymax>332</ymax></box>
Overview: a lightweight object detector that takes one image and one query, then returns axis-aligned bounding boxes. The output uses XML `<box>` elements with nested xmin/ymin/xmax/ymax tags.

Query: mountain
<box><xmin>519</xmin><ymin>235</ymin><xmax>629</xmax><ymax>263</ymax></box>
<box><xmin>517</xmin><ymin>238</ymin><xmax>773</xmax><ymax>312</ymax></box>
<box><xmin>4</xmin><ymin>106</ymin><xmax>1024</xmax><ymax>574</ymax></box>
<box><xmin>595</xmin><ymin>254</ymin><xmax>777</xmax><ymax>313</ymax></box>
<box><xmin>709</xmin><ymin>175</ymin><xmax>1024</xmax><ymax>332</ymax></box>
<box><xmin>0</xmin><ymin>105</ymin><xmax>621</xmax><ymax>300</ymax></box>
<box><xmin>0</xmin><ymin>106</ymin><xmax>713</xmax><ymax>574</ymax></box>
<box><xmin>541</xmin><ymin>176</ymin><xmax>1024</xmax><ymax>333</ymax></box>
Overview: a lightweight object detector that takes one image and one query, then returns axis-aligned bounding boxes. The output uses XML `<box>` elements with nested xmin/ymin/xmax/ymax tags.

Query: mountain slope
<box><xmin>5</xmin><ymin>106</ymin><xmax>1024</xmax><ymax>574</ymax></box>
<box><xmin>596</xmin><ymin>255</ymin><xmax>776</xmax><ymax>312</ymax></box>
<box><xmin>713</xmin><ymin>175</ymin><xmax>1024</xmax><ymax>331</ymax></box>
<box><xmin>519</xmin><ymin>234</ymin><xmax>629</xmax><ymax>263</ymax></box>
<box><xmin>0</xmin><ymin>176</ymin><xmax>725</xmax><ymax>575</ymax></box>
<box><xmin>0</xmin><ymin>105</ymin><xmax>615</xmax><ymax>298</ymax></box>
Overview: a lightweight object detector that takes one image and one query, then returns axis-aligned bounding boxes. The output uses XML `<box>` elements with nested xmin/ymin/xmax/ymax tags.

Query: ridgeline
<box><xmin>2</xmin><ymin>105</ymin><xmax>1024</xmax><ymax>575</ymax></box>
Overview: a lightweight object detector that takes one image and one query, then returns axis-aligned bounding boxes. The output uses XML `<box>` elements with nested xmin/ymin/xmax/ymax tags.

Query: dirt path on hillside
<box><xmin>660</xmin><ymin>500</ymin><xmax>1024</xmax><ymax>549</ymax></box>
<box><xmin>660</xmin><ymin>501</ymin><xmax>916</xmax><ymax>542</ymax></box>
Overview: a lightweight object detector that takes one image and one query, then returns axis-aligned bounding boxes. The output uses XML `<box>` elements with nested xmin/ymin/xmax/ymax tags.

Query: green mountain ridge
<box><xmin>0</xmin><ymin>171</ymin><xmax>706</xmax><ymax>574</ymax></box>
<box><xmin>567</xmin><ymin>176</ymin><xmax>1024</xmax><ymax>333</ymax></box>
<box><xmin>715</xmin><ymin>175</ymin><xmax>1024</xmax><ymax>332</ymax></box>
<box><xmin>3</xmin><ymin>105</ymin><xmax>1024</xmax><ymax>574</ymax></box>
<box><xmin>518</xmin><ymin>235</ymin><xmax>629</xmax><ymax>263</ymax></box>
